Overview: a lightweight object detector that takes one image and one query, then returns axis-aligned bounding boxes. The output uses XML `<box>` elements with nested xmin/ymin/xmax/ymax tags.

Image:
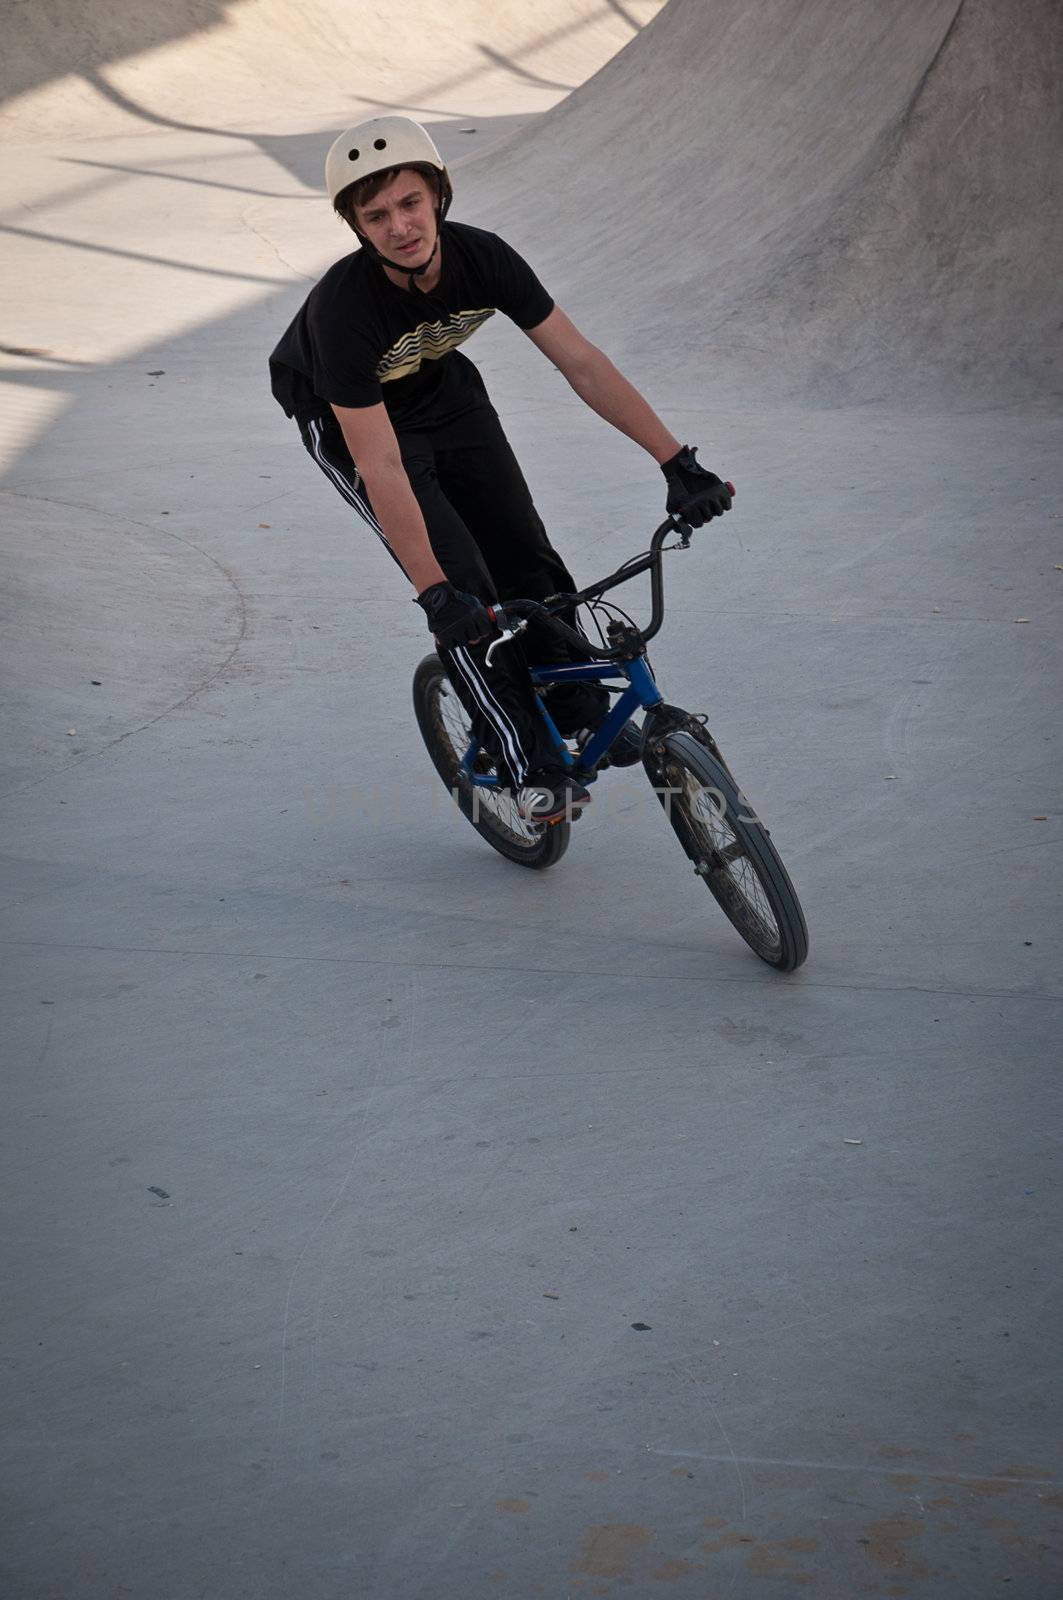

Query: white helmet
<box><xmin>325</xmin><ymin>116</ymin><xmax>453</xmax><ymax>214</ymax></box>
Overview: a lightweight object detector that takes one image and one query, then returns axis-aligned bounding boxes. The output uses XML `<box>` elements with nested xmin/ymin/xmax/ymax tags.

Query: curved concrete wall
<box><xmin>466</xmin><ymin>0</ymin><xmax>1063</xmax><ymax>405</ymax></box>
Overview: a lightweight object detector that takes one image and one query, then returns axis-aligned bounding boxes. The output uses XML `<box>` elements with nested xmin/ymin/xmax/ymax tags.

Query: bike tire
<box><xmin>645</xmin><ymin>731</ymin><xmax>808</xmax><ymax>971</ymax></box>
<box><xmin>412</xmin><ymin>654</ymin><xmax>570</xmax><ymax>870</ymax></box>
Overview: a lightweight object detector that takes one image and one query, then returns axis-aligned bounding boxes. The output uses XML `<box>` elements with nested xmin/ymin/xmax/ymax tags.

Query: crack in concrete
<box><xmin>0</xmin><ymin>509</ymin><xmax>250</xmax><ymax>800</ymax></box>
<box><xmin>239</xmin><ymin>206</ymin><xmax>312</xmax><ymax>281</ymax></box>
<box><xmin>0</xmin><ymin>937</ymin><xmax>1059</xmax><ymax>1004</ymax></box>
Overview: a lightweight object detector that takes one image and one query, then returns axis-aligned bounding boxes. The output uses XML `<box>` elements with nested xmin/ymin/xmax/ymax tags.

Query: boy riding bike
<box><xmin>269</xmin><ymin>116</ymin><xmax>731</xmax><ymax>822</ymax></box>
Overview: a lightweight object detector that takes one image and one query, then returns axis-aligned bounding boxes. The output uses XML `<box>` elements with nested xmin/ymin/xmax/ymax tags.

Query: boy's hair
<box><xmin>334</xmin><ymin>163</ymin><xmax>443</xmax><ymax>229</ymax></box>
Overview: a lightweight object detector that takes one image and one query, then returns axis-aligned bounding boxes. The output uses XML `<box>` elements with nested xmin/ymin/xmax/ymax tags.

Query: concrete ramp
<box><xmin>1</xmin><ymin>0</ymin><xmax>664</xmax><ymax>140</ymax></box>
<box><xmin>472</xmin><ymin>0</ymin><xmax>1063</xmax><ymax>405</ymax></box>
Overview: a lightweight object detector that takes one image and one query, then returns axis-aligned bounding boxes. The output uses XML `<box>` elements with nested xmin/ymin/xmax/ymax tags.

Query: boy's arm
<box><xmin>523</xmin><ymin>307</ymin><xmax>681</xmax><ymax>464</ymax></box>
<box><xmin>331</xmin><ymin>402</ymin><xmax>447</xmax><ymax>592</ymax></box>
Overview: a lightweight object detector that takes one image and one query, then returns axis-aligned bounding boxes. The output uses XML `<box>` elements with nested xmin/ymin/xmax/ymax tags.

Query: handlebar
<box><xmin>486</xmin><ymin>486</ymin><xmax>734</xmax><ymax>664</ymax></box>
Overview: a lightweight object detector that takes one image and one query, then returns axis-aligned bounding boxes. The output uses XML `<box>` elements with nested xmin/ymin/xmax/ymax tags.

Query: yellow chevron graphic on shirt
<box><xmin>376</xmin><ymin>306</ymin><xmax>496</xmax><ymax>382</ymax></box>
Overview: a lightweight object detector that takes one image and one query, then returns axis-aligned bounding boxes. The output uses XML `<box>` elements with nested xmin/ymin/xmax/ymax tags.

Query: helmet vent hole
<box><xmin>348</xmin><ymin>148</ymin><xmax>359</xmax><ymax>161</ymax></box>
<box><xmin>374</xmin><ymin>138</ymin><xmax>387</xmax><ymax>150</ymax></box>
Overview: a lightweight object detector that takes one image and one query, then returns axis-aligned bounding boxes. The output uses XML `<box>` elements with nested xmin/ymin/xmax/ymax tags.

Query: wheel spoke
<box><xmin>436</xmin><ymin>683</ymin><xmax>542</xmax><ymax>846</ymax></box>
<box><xmin>664</xmin><ymin>753</ymin><xmax>790</xmax><ymax>960</ymax></box>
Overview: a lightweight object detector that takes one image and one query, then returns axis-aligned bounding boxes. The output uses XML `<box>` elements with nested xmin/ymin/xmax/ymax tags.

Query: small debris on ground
<box><xmin>844</xmin><ymin>1138</ymin><xmax>863</xmax><ymax>1145</ymax></box>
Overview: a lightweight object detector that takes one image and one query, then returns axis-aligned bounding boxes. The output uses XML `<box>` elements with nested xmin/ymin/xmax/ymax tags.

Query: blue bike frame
<box><xmin>459</xmin><ymin>654</ymin><xmax>662</xmax><ymax>789</ymax></box>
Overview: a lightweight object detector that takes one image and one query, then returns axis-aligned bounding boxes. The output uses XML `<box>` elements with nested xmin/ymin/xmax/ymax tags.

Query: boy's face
<box><xmin>353</xmin><ymin>170</ymin><xmax>439</xmax><ymax>267</ymax></box>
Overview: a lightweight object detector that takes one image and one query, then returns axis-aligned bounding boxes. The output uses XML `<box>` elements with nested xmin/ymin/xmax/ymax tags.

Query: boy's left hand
<box><xmin>661</xmin><ymin>446</ymin><xmax>733</xmax><ymax>526</ymax></box>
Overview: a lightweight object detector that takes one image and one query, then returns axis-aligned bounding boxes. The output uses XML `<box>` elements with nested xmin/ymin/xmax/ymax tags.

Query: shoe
<box><xmin>516</xmin><ymin>767</ymin><xmax>592</xmax><ymax>823</ymax></box>
<box><xmin>575</xmin><ymin>719</ymin><xmax>643</xmax><ymax>768</ymax></box>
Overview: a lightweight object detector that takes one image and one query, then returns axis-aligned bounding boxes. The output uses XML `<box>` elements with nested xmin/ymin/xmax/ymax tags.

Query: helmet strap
<box><xmin>379</xmin><ymin>232</ymin><xmax>439</xmax><ymax>289</ymax></box>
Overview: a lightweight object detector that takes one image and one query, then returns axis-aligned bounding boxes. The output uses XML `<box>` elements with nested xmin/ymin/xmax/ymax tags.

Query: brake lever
<box><xmin>485</xmin><ymin>617</ymin><xmax>528</xmax><ymax>667</ymax></box>
<box><xmin>663</xmin><ymin>518</ymin><xmax>694</xmax><ymax>550</ymax></box>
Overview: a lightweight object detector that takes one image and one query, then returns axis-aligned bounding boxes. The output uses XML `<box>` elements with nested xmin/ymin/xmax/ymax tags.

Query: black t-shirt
<box><xmin>269</xmin><ymin>221</ymin><xmax>554</xmax><ymax>432</ymax></box>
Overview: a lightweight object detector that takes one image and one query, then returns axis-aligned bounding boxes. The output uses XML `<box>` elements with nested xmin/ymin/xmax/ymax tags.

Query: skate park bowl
<box><xmin>2</xmin><ymin>2</ymin><xmax>1061</xmax><ymax>1596</ymax></box>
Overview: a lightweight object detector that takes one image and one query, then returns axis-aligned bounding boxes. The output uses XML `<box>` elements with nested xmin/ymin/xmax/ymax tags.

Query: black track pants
<box><xmin>299</xmin><ymin>406</ymin><xmax>607</xmax><ymax>783</ymax></box>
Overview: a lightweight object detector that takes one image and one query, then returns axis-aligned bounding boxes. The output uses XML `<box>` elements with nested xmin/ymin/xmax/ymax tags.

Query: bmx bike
<box><xmin>412</xmin><ymin>510</ymin><xmax>809</xmax><ymax>972</ymax></box>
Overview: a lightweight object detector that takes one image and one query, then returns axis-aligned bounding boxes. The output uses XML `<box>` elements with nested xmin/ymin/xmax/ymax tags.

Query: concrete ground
<box><xmin>2</xmin><ymin>3</ymin><xmax>1061</xmax><ymax>1597</ymax></box>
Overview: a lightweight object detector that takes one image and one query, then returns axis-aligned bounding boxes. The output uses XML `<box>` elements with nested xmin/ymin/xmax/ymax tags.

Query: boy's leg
<box><xmin>298</xmin><ymin>412</ymin><xmax>557</xmax><ymax>783</ymax></box>
<box><xmin>434</xmin><ymin>407</ymin><xmax>610</xmax><ymax>736</ymax></box>
<box><xmin>398</xmin><ymin>439</ymin><xmax>561</xmax><ymax>782</ymax></box>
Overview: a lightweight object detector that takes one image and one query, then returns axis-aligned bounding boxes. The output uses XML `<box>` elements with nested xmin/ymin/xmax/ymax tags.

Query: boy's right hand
<box><xmin>415</xmin><ymin>582</ymin><xmax>498</xmax><ymax>648</ymax></box>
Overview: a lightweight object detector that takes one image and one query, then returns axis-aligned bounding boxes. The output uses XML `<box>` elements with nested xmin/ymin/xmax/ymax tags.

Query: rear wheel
<box><xmin>646</xmin><ymin>731</ymin><xmax>808</xmax><ymax>970</ymax></box>
<box><xmin>412</xmin><ymin>655</ymin><xmax>570</xmax><ymax>869</ymax></box>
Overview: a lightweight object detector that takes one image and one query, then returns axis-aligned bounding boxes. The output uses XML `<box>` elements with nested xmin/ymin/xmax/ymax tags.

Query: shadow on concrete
<box><xmin>2</xmin><ymin>0</ymin><xmax>238</xmax><ymax>109</ymax></box>
<box><xmin>5</xmin><ymin>1</ymin><xmax>655</xmax><ymax>134</ymax></box>
<box><xmin>473</xmin><ymin>46</ymin><xmax>575</xmax><ymax>94</ymax></box>
<box><xmin>1</xmin><ymin>122</ymin><xmax>531</xmax><ymax>228</ymax></box>
<box><xmin>60</xmin><ymin>157</ymin><xmax>317</xmax><ymax>203</ymax></box>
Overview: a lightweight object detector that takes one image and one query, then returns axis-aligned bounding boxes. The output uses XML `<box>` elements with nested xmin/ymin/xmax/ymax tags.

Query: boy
<box><xmin>270</xmin><ymin>116</ymin><xmax>731</xmax><ymax>821</ymax></box>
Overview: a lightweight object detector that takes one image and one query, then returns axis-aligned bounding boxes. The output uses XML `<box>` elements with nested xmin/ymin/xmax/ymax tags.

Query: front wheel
<box><xmin>412</xmin><ymin>654</ymin><xmax>570</xmax><ymax>870</ymax></box>
<box><xmin>645</xmin><ymin>732</ymin><xmax>808</xmax><ymax>971</ymax></box>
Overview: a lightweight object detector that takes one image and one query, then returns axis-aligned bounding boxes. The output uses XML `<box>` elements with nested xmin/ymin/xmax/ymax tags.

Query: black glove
<box><xmin>415</xmin><ymin>581</ymin><xmax>497</xmax><ymax>648</ymax></box>
<box><xmin>661</xmin><ymin>445</ymin><xmax>732</xmax><ymax>527</ymax></box>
